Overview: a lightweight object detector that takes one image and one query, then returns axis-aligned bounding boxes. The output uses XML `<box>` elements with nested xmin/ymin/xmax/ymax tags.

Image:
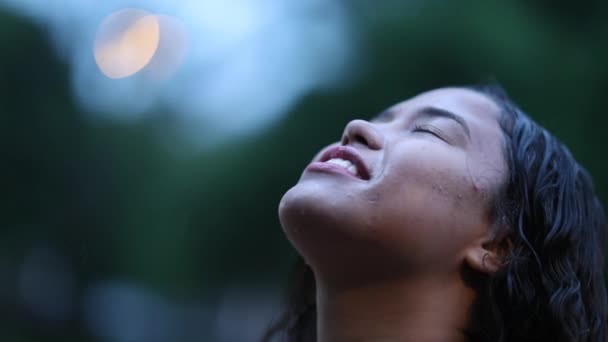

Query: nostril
<box><xmin>342</xmin><ymin>119</ymin><xmax>383</xmax><ymax>150</ymax></box>
<box><xmin>354</xmin><ymin>134</ymin><xmax>368</xmax><ymax>146</ymax></box>
<box><xmin>341</xmin><ymin>134</ymin><xmax>367</xmax><ymax>146</ymax></box>
<box><xmin>340</xmin><ymin>134</ymin><xmax>349</xmax><ymax>145</ymax></box>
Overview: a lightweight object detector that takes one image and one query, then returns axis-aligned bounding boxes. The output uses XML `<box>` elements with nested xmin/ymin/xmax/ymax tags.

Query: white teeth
<box><xmin>326</xmin><ymin>158</ymin><xmax>353</xmax><ymax>168</ymax></box>
<box><xmin>326</xmin><ymin>158</ymin><xmax>359</xmax><ymax>176</ymax></box>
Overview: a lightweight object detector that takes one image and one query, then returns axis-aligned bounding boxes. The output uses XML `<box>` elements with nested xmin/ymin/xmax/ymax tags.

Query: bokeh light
<box><xmin>94</xmin><ymin>9</ymin><xmax>160</xmax><ymax>79</ymax></box>
<box><xmin>146</xmin><ymin>14</ymin><xmax>188</xmax><ymax>81</ymax></box>
<box><xmin>94</xmin><ymin>8</ymin><xmax>187</xmax><ymax>80</ymax></box>
<box><xmin>0</xmin><ymin>0</ymin><xmax>353</xmax><ymax>142</ymax></box>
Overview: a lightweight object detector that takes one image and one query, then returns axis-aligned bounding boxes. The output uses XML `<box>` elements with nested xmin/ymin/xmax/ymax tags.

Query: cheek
<box><xmin>377</xmin><ymin>144</ymin><xmax>475</xmax><ymax>207</ymax></box>
<box><xmin>363</xmin><ymin>146</ymin><xmax>490</xmax><ymax>266</ymax></box>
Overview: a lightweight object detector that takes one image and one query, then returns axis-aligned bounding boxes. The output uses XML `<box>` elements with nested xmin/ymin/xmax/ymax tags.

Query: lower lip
<box><xmin>306</xmin><ymin>161</ymin><xmax>361</xmax><ymax>179</ymax></box>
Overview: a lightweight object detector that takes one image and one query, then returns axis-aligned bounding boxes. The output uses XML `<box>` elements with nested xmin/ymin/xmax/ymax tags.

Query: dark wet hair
<box><xmin>262</xmin><ymin>84</ymin><xmax>608</xmax><ymax>342</ymax></box>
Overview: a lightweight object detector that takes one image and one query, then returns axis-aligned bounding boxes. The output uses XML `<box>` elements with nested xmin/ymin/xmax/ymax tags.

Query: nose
<box><xmin>340</xmin><ymin>119</ymin><xmax>383</xmax><ymax>150</ymax></box>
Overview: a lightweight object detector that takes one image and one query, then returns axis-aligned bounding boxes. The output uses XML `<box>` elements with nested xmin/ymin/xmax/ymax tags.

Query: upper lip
<box><xmin>318</xmin><ymin>145</ymin><xmax>371</xmax><ymax>180</ymax></box>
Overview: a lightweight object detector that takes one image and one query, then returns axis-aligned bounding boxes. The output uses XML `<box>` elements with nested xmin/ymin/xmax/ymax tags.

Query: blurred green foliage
<box><xmin>1</xmin><ymin>1</ymin><xmax>607</xmax><ymax>341</ymax></box>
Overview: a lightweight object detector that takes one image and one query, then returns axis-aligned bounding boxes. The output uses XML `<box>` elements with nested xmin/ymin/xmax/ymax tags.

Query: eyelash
<box><xmin>412</xmin><ymin>124</ymin><xmax>447</xmax><ymax>142</ymax></box>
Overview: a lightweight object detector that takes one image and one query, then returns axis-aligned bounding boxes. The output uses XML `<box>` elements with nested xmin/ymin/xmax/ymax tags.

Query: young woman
<box><xmin>263</xmin><ymin>84</ymin><xmax>608</xmax><ymax>342</ymax></box>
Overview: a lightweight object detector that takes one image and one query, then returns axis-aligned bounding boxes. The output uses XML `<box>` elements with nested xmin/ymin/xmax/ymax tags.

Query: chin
<box><xmin>279</xmin><ymin>182</ymin><xmax>410</xmax><ymax>285</ymax></box>
<box><xmin>279</xmin><ymin>179</ymin><xmax>378</xmax><ymax>260</ymax></box>
<box><xmin>278</xmin><ymin>181</ymin><xmax>334</xmax><ymax>234</ymax></box>
<box><xmin>280</xmin><ymin>176</ymin><xmax>361</xmax><ymax>222</ymax></box>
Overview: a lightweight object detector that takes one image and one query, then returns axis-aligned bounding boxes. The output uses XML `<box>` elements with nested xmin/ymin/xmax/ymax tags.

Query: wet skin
<box><xmin>279</xmin><ymin>87</ymin><xmax>507</xmax><ymax>287</ymax></box>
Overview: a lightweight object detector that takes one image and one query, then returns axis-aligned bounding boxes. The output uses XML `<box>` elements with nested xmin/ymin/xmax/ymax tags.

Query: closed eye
<box><xmin>412</xmin><ymin>124</ymin><xmax>450</xmax><ymax>143</ymax></box>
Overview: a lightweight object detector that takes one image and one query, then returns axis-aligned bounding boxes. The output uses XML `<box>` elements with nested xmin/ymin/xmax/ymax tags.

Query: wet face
<box><xmin>279</xmin><ymin>88</ymin><xmax>507</xmax><ymax>284</ymax></box>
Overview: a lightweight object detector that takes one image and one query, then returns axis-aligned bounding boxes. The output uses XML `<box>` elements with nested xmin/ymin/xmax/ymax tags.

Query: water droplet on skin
<box><xmin>366</xmin><ymin>192</ymin><xmax>381</xmax><ymax>204</ymax></box>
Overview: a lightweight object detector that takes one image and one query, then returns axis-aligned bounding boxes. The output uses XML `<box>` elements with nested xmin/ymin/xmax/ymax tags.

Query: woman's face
<box><xmin>279</xmin><ymin>87</ymin><xmax>507</xmax><ymax>282</ymax></box>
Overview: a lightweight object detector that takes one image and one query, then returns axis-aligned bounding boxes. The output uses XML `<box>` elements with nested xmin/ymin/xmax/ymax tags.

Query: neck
<box><xmin>315</xmin><ymin>273</ymin><xmax>476</xmax><ymax>342</ymax></box>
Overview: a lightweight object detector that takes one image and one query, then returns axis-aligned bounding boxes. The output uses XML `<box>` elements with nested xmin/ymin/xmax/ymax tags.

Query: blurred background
<box><xmin>0</xmin><ymin>0</ymin><xmax>607</xmax><ymax>341</ymax></box>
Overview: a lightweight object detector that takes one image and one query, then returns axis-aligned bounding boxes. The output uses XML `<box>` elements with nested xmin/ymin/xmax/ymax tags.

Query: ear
<box><xmin>464</xmin><ymin>236</ymin><xmax>506</xmax><ymax>274</ymax></box>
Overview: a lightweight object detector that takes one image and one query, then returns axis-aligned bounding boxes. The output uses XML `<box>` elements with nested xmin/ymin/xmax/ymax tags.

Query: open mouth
<box><xmin>309</xmin><ymin>146</ymin><xmax>371</xmax><ymax>180</ymax></box>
